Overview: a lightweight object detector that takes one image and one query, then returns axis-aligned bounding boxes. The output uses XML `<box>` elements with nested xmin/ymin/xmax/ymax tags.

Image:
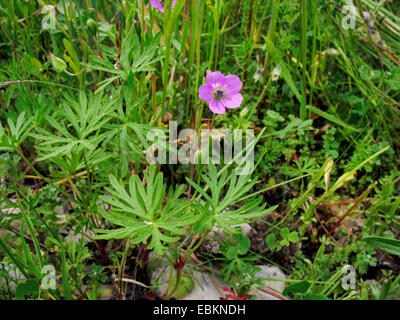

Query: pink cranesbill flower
<box><xmin>198</xmin><ymin>71</ymin><xmax>243</xmax><ymax>114</ymax></box>
<box><xmin>149</xmin><ymin>0</ymin><xmax>177</xmax><ymax>13</ymax></box>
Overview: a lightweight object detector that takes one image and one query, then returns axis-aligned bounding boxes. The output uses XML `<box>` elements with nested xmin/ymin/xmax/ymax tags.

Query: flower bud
<box><xmin>86</xmin><ymin>18</ymin><xmax>98</xmax><ymax>35</ymax></box>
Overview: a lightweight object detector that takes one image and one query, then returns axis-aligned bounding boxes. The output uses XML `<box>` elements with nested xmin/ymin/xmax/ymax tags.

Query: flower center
<box><xmin>159</xmin><ymin>0</ymin><xmax>164</xmax><ymax>5</ymax></box>
<box><xmin>213</xmin><ymin>88</ymin><xmax>225</xmax><ymax>100</ymax></box>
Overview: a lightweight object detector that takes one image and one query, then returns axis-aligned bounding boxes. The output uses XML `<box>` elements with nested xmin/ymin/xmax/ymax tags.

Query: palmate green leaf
<box><xmin>84</xmin><ymin>30</ymin><xmax>162</xmax><ymax>92</ymax></box>
<box><xmin>198</xmin><ymin>162</ymin><xmax>222</xmax><ymax>208</ymax></box>
<box><xmin>82</xmin><ymin>55</ymin><xmax>121</xmax><ymax>74</ymax></box>
<box><xmin>127</xmin><ymin>122</ymin><xmax>161</xmax><ymax>151</ymax></box>
<box><xmin>31</xmin><ymin>92</ymin><xmax>113</xmax><ymax>163</ymax></box>
<box><xmin>95</xmin><ymin>75</ymin><xmax>121</xmax><ymax>92</ymax></box>
<box><xmin>105</xmin><ymin>128</ymin><xmax>136</xmax><ymax>175</ymax></box>
<box><xmin>62</xmin><ymin>92</ymin><xmax>115</xmax><ymax>139</ymax></box>
<box><xmin>129</xmin><ymin>33</ymin><xmax>163</xmax><ymax>74</ymax></box>
<box><xmin>159</xmin><ymin>204</ymin><xmax>198</xmax><ymax>230</ymax></box>
<box><xmin>45</xmin><ymin>115</ymin><xmax>75</xmax><ymax>139</ymax></box>
<box><xmin>163</xmin><ymin>185</ymin><xmax>186</xmax><ymax>210</ymax></box>
<box><xmin>94</xmin><ymin>225</ymin><xmax>152</xmax><ymax>241</ymax></box>
<box><xmin>217</xmin><ymin>203</ymin><xmax>278</xmax><ymax>230</ymax></box>
<box><xmin>188</xmin><ymin>164</ymin><xmax>275</xmax><ymax>232</ymax></box>
<box><xmin>185</xmin><ymin>177</ymin><xmax>213</xmax><ymax>206</ymax></box>
<box><xmin>95</xmin><ymin>165</ymin><xmax>198</xmax><ymax>255</ymax></box>
<box><xmin>0</xmin><ymin>112</ymin><xmax>32</xmax><ymax>151</ymax></box>
<box><xmin>51</xmin><ymin>148</ymin><xmax>111</xmax><ymax>172</ymax></box>
<box><xmin>102</xmin><ymin>179</ymin><xmax>148</xmax><ymax>219</ymax></box>
<box><xmin>33</xmin><ymin>137</ymin><xmax>99</xmax><ymax>161</ymax></box>
<box><xmin>218</xmin><ymin>172</ymin><xmax>257</xmax><ymax>211</ymax></box>
<box><xmin>97</xmin><ymin>207</ymin><xmax>141</xmax><ymax>227</ymax></box>
<box><xmin>102</xmin><ymin>122</ymin><xmax>163</xmax><ymax>177</ymax></box>
<box><xmin>11</xmin><ymin>112</ymin><xmax>33</xmax><ymax>142</ymax></box>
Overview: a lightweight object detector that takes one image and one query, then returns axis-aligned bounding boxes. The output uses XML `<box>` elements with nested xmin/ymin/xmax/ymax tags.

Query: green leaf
<box><xmin>304</xmin><ymin>293</ymin><xmax>329</xmax><ymax>300</ymax></box>
<box><xmin>287</xmin><ymin>231</ymin><xmax>299</xmax><ymax>243</ymax></box>
<box><xmin>20</xmin><ymin>227</ymin><xmax>42</xmax><ymax>280</ymax></box>
<box><xmin>281</xmin><ymin>62</ymin><xmax>301</xmax><ymax>103</ymax></box>
<box><xmin>85</xmin><ymin>55</ymin><xmax>120</xmax><ymax>74</ymax></box>
<box><xmin>168</xmin><ymin>0</ymin><xmax>186</xmax><ymax>34</ymax></box>
<box><xmin>174</xmin><ymin>274</ymin><xmax>195</xmax><ymax>299</ymax></box>
<box><xmin>280</xmin><ymin>239</ymin><xmax>290</xmax><ymax>247</ymax></box>
<box><xmin>63</xmin><ymin>38</ymin><xmax>80</xmax><ymax>74</ymax></box>
<box><xmin>0</xmin><ymin>237</ymin><xmax>29</xmax><ymax>278</ymax></box>
<box><xmin>186</xmin><ymin>177</ymin><xmax>213</xmax><ymax>205</ymax></box>
<box><xmin>96</xmin><ymin>165</ymin><xmax>196</xmax><ymax>255</ymax></box>
<box><xmin>280</xmin><ymin>227</ymin><xmax>289</xmax><ymax>238</ymax></box>
<box><xmin>15</xmin><ymin>279</ymin><xmax>39</xmax><ymax>300</ymax></box>
<box><xmin>193</xmin><ymin>215</ymin><xmax>213</xmax><ymax>233</ymax></box>
<box><xmin>363</xmin><ymin>236</ymin><xmax>400</xmax><ymax>256</ymax></box>
<box><xmin>60</xmin><ymin>243</ymin><xmax>73</xmax><ymax>300</ymax></box>
<box><xmin>282</xmin><ymin>280</ymin><xmax>311</xmax><ymax>296</ymax></box>
<box><xmin>233</xmin><ymin>234</ymin><xmax>250</xmax><ymax>255</ymax></box>
<box><xmin>18</xmin><ymin>199</ymin><xmax>44</xmax><ymax>270</ymax></box>
<box><xmin>306</xmin><ymin>105</ymin><xmax>359</xmax><ymax>132</ymax></box>
<box><xmin>226</xmin><ymin>246</ymin><xmax>238</xmax><ymax>259</ymax></box>
<box><xmin>266</xmin><ymin>233</ymin><xmax>279</xmax><ymax>251</ymax></box>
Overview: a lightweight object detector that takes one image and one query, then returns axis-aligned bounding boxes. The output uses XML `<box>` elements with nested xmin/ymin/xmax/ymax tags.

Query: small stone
<box><xmin>148</xmin><ymin>253</ymin><xmax>225</xmax><ymax>300</ymax></box>
<box><xmin>182</xmin><ymin>271</ymin><xmax>224</xmax><ymax>300</ymax></box>
<box><xmin>100</xmin><ymin>284</ymin><xmax>114</xmax><ymax>300</ymax></box>
<box><xmin>148</xmin><ymin>254</ymin><xmax>286</xmax><ymax>300</ymax></box>
<box><xmin>251</xmin><ymin>265</ymin><xmax>286</xmax><ymax>300</ymax></box>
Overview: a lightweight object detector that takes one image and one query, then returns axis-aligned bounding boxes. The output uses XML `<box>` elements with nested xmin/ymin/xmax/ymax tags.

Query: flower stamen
<box><xmin>213</xmin><ymin>88</ymin><xmax>225</xmax><ymax>100</ymax></box>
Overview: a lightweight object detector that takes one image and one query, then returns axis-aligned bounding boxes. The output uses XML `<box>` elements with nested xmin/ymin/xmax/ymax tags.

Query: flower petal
<box><xmin>198</xmin><ymin>84</ymin><xmax>213</xmax><ymax>102</ymax></box>
<box><xmin>209</xmin><ymin>100</ymin><xmax>226</xmax><ymax>114</ymax></box>
<box><xmin>206</xmin><ymin>71</ymin><xmax>226</xmax><ymax>88</ymax></box>
<box><xmin>150</xmin><ymin>0</ymin><xmax>177</xmax><ymax>13</ymax></box>
<box><xmin>149</xmin><ymin>0</ymin><xmax>162</xmax><ymax>9</ymax></box>
<box><xmin>221</xmin><ymin>93</ymin><xmax>243</xmax><ymax>109</ymax></box>
<box><xmin>224</xmin><ymin>74</ymin><xmax>242</xmax><ymax>94</ymax></box>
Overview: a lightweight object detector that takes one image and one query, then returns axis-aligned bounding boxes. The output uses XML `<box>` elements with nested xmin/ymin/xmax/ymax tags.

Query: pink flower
<box><xmin>198</xmin><ymin>71</ymin><xmax>243</xmax><ymax>114</ymax></box>
<box><xmin>149</xmin><ymin>0</ymin><xmax>177</xmax><ymax>13</ymax></box>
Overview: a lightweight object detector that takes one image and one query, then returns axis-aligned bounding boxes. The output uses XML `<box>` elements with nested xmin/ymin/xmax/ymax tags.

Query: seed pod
<box><xmin>49</xmin><ymin>54</ymin><xmax>66</xmax><ymax>73</ymax></box>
